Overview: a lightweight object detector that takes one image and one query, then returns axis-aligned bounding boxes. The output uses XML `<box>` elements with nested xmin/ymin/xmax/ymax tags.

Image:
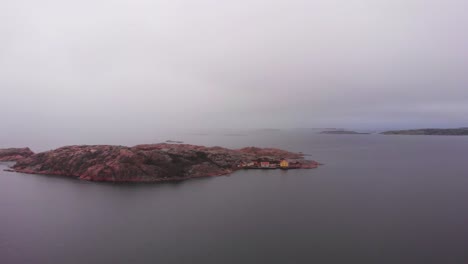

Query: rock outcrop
<box><xmin>10</xmin><ymin>144</ymin><xmax>319</xmax><ymax>182</ymax></box>
<box><xmin>0</xmin><ymin>148</ymin><xmax>34</xmax><ymax>161</ymax></box>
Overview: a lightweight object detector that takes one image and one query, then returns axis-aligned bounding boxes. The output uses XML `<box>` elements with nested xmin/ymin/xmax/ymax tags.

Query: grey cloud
<box><xmin>1</xmin><ymin>0</ymin><xmax>468</xmax><ymax>146</ymax></box>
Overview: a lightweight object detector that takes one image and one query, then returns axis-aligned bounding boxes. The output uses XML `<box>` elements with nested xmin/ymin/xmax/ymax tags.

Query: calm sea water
<box><xmin>1</xmin><ymin>132</ymin><xmax>468</xmax><ymax>264</ymax></box>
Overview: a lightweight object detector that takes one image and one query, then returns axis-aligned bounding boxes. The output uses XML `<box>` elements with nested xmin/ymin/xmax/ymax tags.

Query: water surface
<box><xmin>1</xmin><ymin>133</ymin><xmax>468</xmax><ymax>263</ymax></box>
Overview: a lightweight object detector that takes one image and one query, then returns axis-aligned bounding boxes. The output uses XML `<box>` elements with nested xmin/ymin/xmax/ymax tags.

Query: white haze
<box><xmin>1</xmin><ymin>0</ymin><xmax>468</xmax><ymax>148</ymax></box>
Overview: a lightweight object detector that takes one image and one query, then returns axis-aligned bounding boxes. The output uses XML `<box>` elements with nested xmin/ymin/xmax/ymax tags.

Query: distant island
<box><xmin>320</xmin><ymin>130</ymin><xmax>370</xmax><ymax>135</ymax></box>
<box><xmin>166</xmin><ymin>140</ymin><xmax>184</xmax><ymax>143</ymax></box>
<box><xmin>381</xmin><ymin>128</ymin><xmax>468</xmax><ymax>136</ymax></box>
<box><xmin>2</xmin><ymin>144</ymin><xmax>320</xmax><ymax>183</ymax></box>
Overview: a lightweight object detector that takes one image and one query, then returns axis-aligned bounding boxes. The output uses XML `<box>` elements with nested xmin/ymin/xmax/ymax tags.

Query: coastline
<box><xmin>4</xmin><ymin>143</ymin><xmax>321</xmax><ymax>183</ymax></box>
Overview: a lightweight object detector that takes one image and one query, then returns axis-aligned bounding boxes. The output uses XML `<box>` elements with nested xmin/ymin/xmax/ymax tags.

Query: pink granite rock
<box><xmin>11</xmin><ymin>143</ymin><xmax>319</xmax><ymax>182</ymax></box>
<box><xmin>0</xmin><ymin>148</ymin><xmax>34</xmax><ymax>161</ymax></box>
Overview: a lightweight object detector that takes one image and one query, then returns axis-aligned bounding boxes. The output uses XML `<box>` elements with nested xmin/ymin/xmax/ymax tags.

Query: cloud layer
<box><xmin>1</xmin><ymin>0</ymin><xmax>467</xmax><ymax>145</ymax></box>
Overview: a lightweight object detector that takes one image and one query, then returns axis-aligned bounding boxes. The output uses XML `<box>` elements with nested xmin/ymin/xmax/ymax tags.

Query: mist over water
<box><xmin>2</xmin><ymin>132</ymin><xmax>468</xmax><ymax>264</ymax></box>
<box><xmin>2</xmin><ymin>0</ymin><xmax>468</xmax><ymax>142</ymax></box>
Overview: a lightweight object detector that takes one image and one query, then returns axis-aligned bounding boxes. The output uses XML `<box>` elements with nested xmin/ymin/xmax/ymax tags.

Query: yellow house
<box><xmin>280</xmin><ymin>160</ymin><xmax>289</xmax><ymax>168</ymax></box>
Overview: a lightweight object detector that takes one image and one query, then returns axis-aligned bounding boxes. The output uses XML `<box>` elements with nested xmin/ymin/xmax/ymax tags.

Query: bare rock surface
<box><xmin>0</xmin><ymin>148</ymin><xmax>34</xmax><ymax>161</ymax></box>
<box><xmin>11</xmin><ymin>143</ymin><xmax>319</xmax><ymax>182</ymax></box>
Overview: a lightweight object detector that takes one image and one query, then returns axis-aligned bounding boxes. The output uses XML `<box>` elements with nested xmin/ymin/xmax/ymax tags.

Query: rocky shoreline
<box><xmin>3</xmin><ymin>144</ymin><xmax>320</xmax><ymax>183</ymax></box>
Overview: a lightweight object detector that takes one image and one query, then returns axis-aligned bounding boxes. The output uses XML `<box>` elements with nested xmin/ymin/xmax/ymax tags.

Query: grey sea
<box><xmin>1</xmin><ymin>131</ymin><xmax>468</xmax><ymax>264</ymax></box>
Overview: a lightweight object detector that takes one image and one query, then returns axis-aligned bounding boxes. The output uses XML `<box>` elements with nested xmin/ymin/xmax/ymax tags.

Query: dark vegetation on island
<box><xmin>2</xmin><ymin>144</ymin><xmax>320</xmax><ymax>183</ymax></box>
<box><xmin>381</xmin><ymin>128</ymin><xmax>468</xmax><ymax>136</ymax></box>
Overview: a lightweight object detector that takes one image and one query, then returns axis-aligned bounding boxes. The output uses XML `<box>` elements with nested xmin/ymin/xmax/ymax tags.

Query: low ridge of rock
<box><xmin>11</xmin><ymin>143</ymin><xmax>319</xmax><ymax>182</ymax></box>
<box><xmin>0</xmin><ymin>148</ymin><xmax>34</xmax><ymax>161</ymax></box>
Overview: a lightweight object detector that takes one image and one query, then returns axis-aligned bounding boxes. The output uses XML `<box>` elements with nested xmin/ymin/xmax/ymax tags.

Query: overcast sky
<box><xmin>1</xmin><ymin>0</ymin><xmax>468</xmax><ymax>146</ymax></box>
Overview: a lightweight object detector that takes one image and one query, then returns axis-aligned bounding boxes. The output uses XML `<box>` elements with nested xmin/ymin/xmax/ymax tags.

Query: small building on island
<box><xmin>280</xmin><ymin>159</ymin><xmax>289</xmax><ymax>168</ymax></box>
<box><xmin>260</xmin><ymin>161</ymin><xmax>270</xmax><ymax>168</ymax></box>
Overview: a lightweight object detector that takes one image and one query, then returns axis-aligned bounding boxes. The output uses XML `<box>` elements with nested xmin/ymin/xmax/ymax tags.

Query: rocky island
<box><xmin>0</xmin><ymin>148</ymin><xmax>34</xmax><ymax>161</ymax></box>
<box><xmin>6</xmin><ymin>144</ymin><xmax>320</xmax><ymax>183</ymax></box>
<box><xmin>382</xmin><ymin>128</ymin><xmax>468</xmax><ymax>136</ymax></box>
